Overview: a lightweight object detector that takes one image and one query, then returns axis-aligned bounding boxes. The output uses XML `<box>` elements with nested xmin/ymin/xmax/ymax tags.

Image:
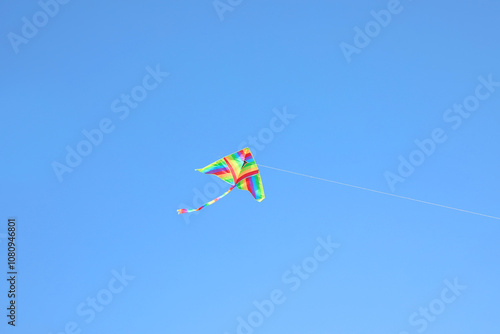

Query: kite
<box><xmin>177</xmin><ymin>147</ymin><xmax>265</xmax><ymax>214</ymax></box>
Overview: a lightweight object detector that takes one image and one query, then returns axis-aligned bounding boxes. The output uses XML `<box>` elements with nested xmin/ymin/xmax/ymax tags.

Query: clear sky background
<box><xmin>1</xmin><ymin>0</ymin><xmax>500</xmax><ymax>333</ymax></box>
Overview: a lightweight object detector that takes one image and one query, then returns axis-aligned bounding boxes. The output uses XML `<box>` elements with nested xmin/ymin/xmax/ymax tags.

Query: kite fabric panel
<box><xmin>177</xmin><ymin>147</ymin><xmax>265</xmax><ymax>214</ymax></box>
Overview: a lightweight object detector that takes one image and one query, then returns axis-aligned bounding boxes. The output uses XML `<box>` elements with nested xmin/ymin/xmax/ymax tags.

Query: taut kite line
<box><xmin>177</xmin><ymin>149</ymin><xmax>499</xmax><ymax>221</ymax></box>
<box><xmin>257</xmin><ymin>164</ymin><xmax>500</xmax><ymax>221</ymax></box>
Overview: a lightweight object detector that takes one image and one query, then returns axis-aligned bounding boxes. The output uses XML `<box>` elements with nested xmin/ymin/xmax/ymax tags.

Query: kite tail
<box><xmin>177</xmin><ymin>185</ymin><xmax>236</xmax><ymax>214</ymax></box>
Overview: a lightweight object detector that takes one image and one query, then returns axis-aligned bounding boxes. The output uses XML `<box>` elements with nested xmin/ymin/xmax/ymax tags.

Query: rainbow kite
<box><xmin>177</xmin><ymin>148</ymin><xmax>265</xmax><ymax>214</ymax></box>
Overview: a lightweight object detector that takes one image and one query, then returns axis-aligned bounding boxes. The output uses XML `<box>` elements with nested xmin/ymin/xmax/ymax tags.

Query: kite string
<box><xmin>258</xmin><ymin>164</ymin><xmax>500</xmax><ymax>221</ymax></box>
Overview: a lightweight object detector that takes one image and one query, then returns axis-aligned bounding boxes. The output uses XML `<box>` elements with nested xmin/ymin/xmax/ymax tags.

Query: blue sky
<box><xmin>1</xmin><ymin>0</ymin><xmax>500</xmax><ymax>333</ymax></box>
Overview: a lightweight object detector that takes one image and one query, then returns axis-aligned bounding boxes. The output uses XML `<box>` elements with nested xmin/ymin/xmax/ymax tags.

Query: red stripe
<box><xmin>211</xmin><ymin>170</ymin><xmax>230</xmax><ymax>176</ymax></box>
<box><xmin>236</xmin><ymin>169</ymin><xmax>258</xmax><ymax>184</ymax></box>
